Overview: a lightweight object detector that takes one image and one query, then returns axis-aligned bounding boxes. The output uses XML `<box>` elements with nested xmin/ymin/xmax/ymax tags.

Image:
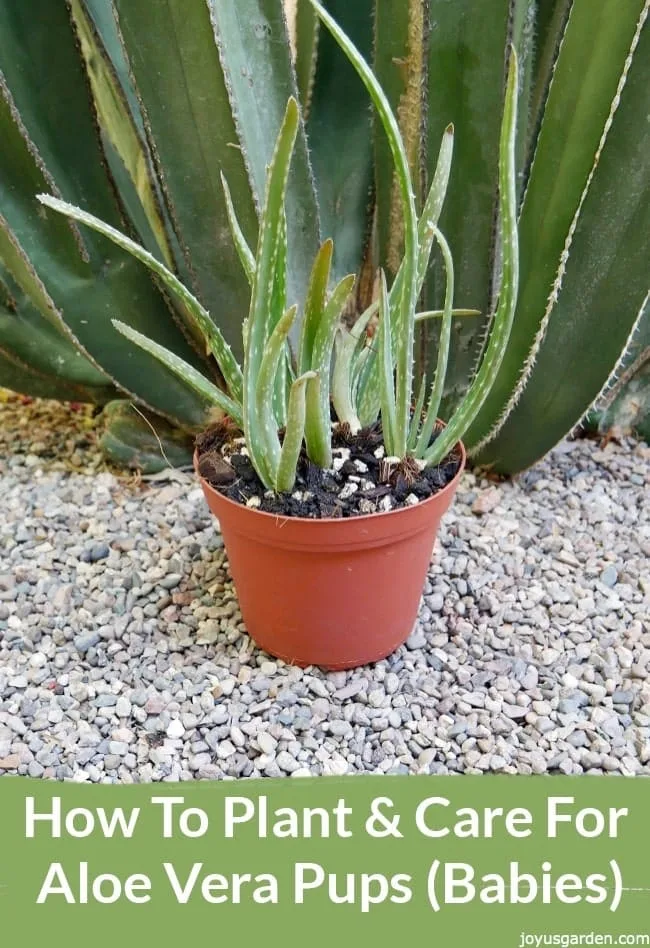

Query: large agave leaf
<box><xmin>422</xmin><ymin>0</ymin><xmax>514</xmax><ymax>408</ymax></box>
<box><xmin>0</xmin><ymin>255</ymin><xmax>111</xmax><ymax>394</ymax></box>
<box><xmin>0</xmin><ymin>304</ymin><xmax>111</xmax><ymax>398</ymax></box>
<box><xmin>82</xmin><ymin>0</ymin><xmax>147</xmax><ymax>138</ymax></box>
<box><xmin>79</xmin><ymin>0</ymin><xmax>197</xmax><ymax>297</ymax></box>
<box><xmin>111</xmin><ymin>0</ymin><xmax>258</xmax><ymax>358</ymax></box>
<box><xmin>593</xmin><ymin>304</ymin><xmax>650</xmax><ymax>442</ymax></box>
<box><xmin>209</xmin><ymin>0</ymin><xmax>321</xmax><ymax>312</ymax></box>
<box><xmin>69</xmin><ymin>0</ymin><xmax>176</xmax><ymax>272</ymax></box>
<box><xmin>305</xmin><ymin>0</ymin><xmax>374</xmax><ymax>281</ymax></box>
<box><xmin>294</xmin><ymin>0</ymin><xmax>319</xmax><ymax>110</ymax></box>
<box><xmin>113</xmin><ymin>0</ymin><xmax>319</xmax><ymax>352</ymax></box>
<box><xmin>0</xmin><ymin>214</ymin><xmax>113</xmax><ymax>400</ymax></box>
<box><xmin>473</xmin><ymin>4</ymin><xmax>650</xmax><ymax>472</ymax></box>
<box><xmin>425</xmin><ymin>51</ymin><xmax>519</xmax><ymax>467</ymax></box>
<box><xmin>0</xmin><ymin>215</ymin><xmax>61</xmax><ymax>332</ymax></box>
<box><xmin>0</xmin><ymin>27</ymin><xmax>210</xmax><ymax>428</ymax></box>
<box><xmin>0</xmin><ymin>2</ymin><xmax>123</xmax><ymax>230</ymax></box>
<box><xmin>526</xmin><ymin>0</ymin><xmax>572</xmax><ymax>172</ymax></box>
<box><xmin>99</xmin><ymin>400</ymin><xmax>194</xmax><ymax>474</ymax></box>
<box><xmin>0</xmin><ymin>347</ymin><xmax>111</xmax><ymax>404</ymax></box>
<box><xmin>466</xmin><ymin>0</ymin><xmax>650</xmax><ymax>467</ymax></box>
<box><xmin>374</xmin><ymin>0</ymin><xmax>428</xmax><ymax>278</ymax></box>
<box><xmin>510</xmin><ymin>0</ymin><xmax>537</xmax><ymax>185</ymax></box>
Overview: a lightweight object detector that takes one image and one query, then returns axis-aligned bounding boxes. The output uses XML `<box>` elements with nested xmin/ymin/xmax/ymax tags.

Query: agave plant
<box><xmin>1</xmin><ymin>0</ymin><xmax>648</xmax><ymax>474</ymax></box>
<box><xmin>0</xmin><ymin>0</ymin><xmax>318</xmax><ymax>467</ymax></box>
<box><xmin>38</xmin><ymin>0</ymin><xmax>518</xmax><ymax>495</ymax></box>
<box><xmin>349</xmin><ymin>0</ymin><xmax>650</xmax><ymax>472</ymax></box>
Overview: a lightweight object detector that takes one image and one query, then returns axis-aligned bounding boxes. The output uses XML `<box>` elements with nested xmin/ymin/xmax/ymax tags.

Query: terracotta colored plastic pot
<box><xmin>195</xmin><ymin>443</ymin><xmax>465</xmax><ymax>670</ymax></box>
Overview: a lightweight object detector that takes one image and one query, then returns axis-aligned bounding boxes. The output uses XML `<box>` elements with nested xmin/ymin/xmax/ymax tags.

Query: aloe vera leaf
<box><xmin>357</xmin><ymin>124</ymin><xmax>454</xmax><ymax>427</ymax></box>
<box><xmin>396</xmin><ymin>124</ymin><xmax>455</xmax><ymax>306</ymax></box>
<box><xmin>113</xmin><ymin>320</ymin><xmax>242</xmax><ymax>429</ymax></box>
<box><xmin>425</xmin><ymin>49</ymin><xmax>519</xmax><ymax>466</ymax></box>
<box><xmin>378</xmin><ymin>271</ymin><xmax>397</xmax><ymax>455</ymax></box>
<box><xmin>331</xmin><ymin>299</ymin><xmax>378</xmax><ymax>426</ymax></box>
<box><xmin>221</xmin><ymin>173</ymin><xmax>255</xmax><ymax>286</ymax></box>
<box><xmin>306</xmin><ymin>0</ymin><xmax>374</xmax><ymax>280</ymax></box>
<box><xmin>271</xmin><ymin>210</ymin><xmax>289</xmax><ymax>427</ymax></box>
<box><xmin>244</xmin><ymin>98</ymin><xmax>300</xmax><ymax>490</ymax></box>
<box><xmin>351</xmin><ymin>345</ymin><xmax>371</xmax><ymax>404</ymax></box>
<box><xmin>331</xmin><ymin>332</ymin><xmax>358</xmax><ymax>431</ymax></box>
<box><xmin>310</xmin><ymin>0</ymin><xmax>418</xmax><ymax>456</ymax></box>
<box><xmin>298</xmin><ymin>239</ymin><xmax>333</xmax><ymax>374</ymax></box>
<box><xmin>305</xmin><ymin>272</ymin><xmax>356</xmax><ymax>465</ymax></box>
<box><xmin>415</xmin><ymin>309</ymin><xmax>480</xmax><ymax>321</ymax></box>
<box><xmin>256</xmin><ymin>305</ymin><xmax>298</xmax><ymax>480</ymax></box>
<box><xmin>276</xmin><ymin>371</ymin><xmax>318</xmax><ymax>493</ymax></box>
<box><xmin>464</xmin><ymin>0</ymin><xmax>649</xmax><ymax>455</ymax></box>
<box><xmin>415</xmin><ymin>227</ymin><xmax>455</xmax><ymax>455</ymax></box>
<box><xmin>407</xmin><ymin>372</ymin><xmax>428</xmax><ymax>452</ymax></box>
<box><xmin>37</xmin><ymin>194</ymin><xmax>243</xmax><ymax>403</ymax></box>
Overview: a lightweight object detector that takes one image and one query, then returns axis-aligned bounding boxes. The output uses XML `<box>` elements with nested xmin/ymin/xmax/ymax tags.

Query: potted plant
<box><xmin>38</xmin><ymin>2</ymin><xmax>519</xmax><ymax>669</ymax></box>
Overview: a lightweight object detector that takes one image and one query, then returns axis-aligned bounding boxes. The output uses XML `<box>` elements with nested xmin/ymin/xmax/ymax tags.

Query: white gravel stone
<box><xmin>166</xmin><ymin>719</ymin><xmax>185</xmax><ymax>740</ymax></box>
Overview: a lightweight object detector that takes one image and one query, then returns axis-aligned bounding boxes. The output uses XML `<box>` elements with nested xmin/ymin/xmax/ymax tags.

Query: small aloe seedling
<box><xmin>309</xmin><ymin>0</ymin><xmax>520</xmax><ymax>468</ymax></box>
<box><xmin>38</xmin><ymin>98</ymin><xmax>355</xmax><ymax>494</ymax></box>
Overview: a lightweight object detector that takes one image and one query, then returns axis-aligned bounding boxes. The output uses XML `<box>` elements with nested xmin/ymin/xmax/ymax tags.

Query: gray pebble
<box><xmin>600</xmin><ymin>565</ymin><xmax>618</xmax><ymax>588</ymax></box>
<box><xmin>160</xmin><ymin>573</ymin><xmax>183</xmax><ymax>590</ymax></box>
<box><xmin>74</xmin><ymin>632</ymin><xmax>101</xmax><ymax>653</ymax></box>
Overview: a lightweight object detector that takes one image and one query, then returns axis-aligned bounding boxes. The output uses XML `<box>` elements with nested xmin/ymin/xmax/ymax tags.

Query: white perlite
<box><xmin>0</xmin><ymin>397</ymin><xmax>648</xmax><ymax>781</ymax></box>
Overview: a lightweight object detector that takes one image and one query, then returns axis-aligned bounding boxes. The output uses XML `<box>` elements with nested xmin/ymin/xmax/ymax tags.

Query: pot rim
<box><xmin>193</xmin><ymin>438</ymin><xmax>466</xmax><ymax>528</ymax></box>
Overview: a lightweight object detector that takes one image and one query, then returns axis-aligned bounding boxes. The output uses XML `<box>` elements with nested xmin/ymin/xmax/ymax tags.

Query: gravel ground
<box><xmin>1</xmin><ymin>395</ymin><xmax>649</xmax><ymax>781</ymax></box>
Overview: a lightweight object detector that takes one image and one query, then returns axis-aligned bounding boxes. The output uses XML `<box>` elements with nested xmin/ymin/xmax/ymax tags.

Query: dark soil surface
<box><xmin>195</xmin><ymin>421</ymin><xmax>462</xmax><ymax>520</ymax></box>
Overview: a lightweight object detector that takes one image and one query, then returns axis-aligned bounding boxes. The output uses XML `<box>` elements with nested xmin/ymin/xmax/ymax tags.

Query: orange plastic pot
<box><xmin>195</xmin><ymin>443</ymin><xmax>465</xmax><ymax>670</ymax></box>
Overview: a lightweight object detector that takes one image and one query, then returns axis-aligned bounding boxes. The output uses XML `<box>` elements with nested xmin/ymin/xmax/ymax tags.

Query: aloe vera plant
<box><xmin>307</xmin><ymin>1</ymin><xmax>519</xmax><ymax>468</ymax></box>
<box><xmin>1</xmin><ymin>0</ymin><xmax>647</xmax><ymax>476</ymax></box>
<box><xmin>39</xmin><ymin>1</ymin><xmax>519</xmax><ymax>496</ymax></box>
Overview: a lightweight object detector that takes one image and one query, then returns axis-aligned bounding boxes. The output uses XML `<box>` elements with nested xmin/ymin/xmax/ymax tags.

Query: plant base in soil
<box><xmin>196</xmin><ymin>421</ymin><xmax>462</xmax><ymax>519</ymax></box>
